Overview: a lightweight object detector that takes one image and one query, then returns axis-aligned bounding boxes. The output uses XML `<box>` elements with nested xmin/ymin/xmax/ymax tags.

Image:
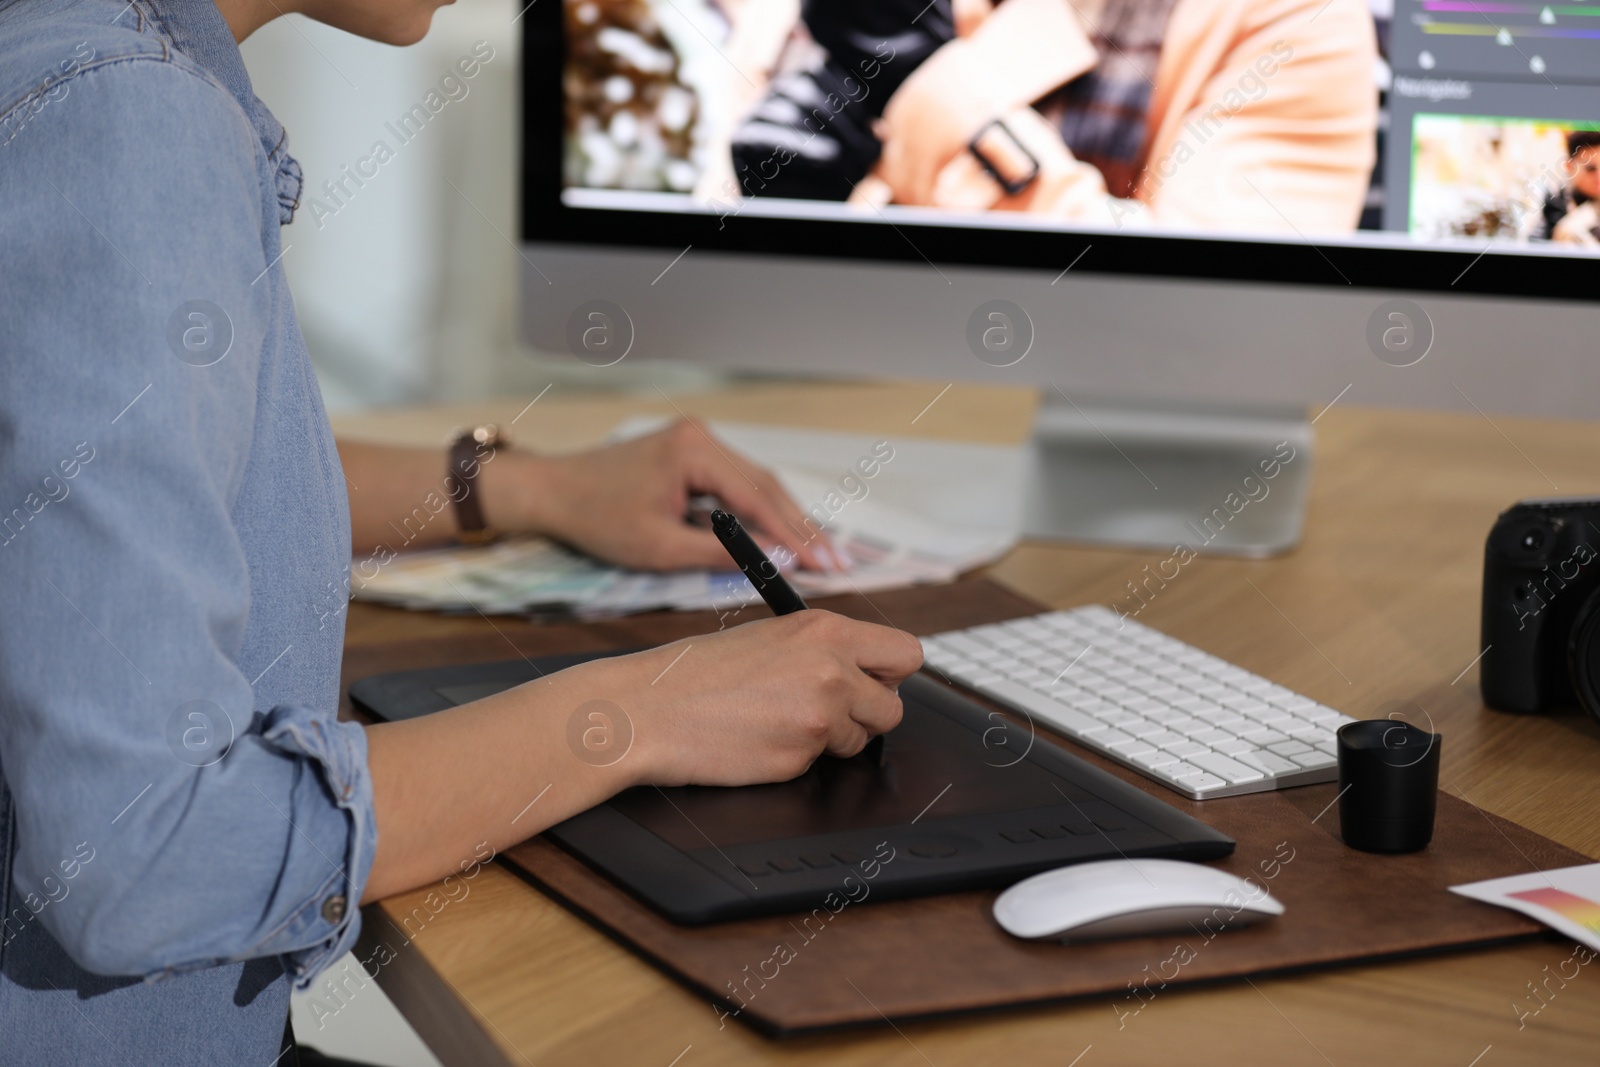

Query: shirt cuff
<box><xmin>254</xmin><ymin>705</ymin><xmax>377</xmax><ymax>991</ymax></box>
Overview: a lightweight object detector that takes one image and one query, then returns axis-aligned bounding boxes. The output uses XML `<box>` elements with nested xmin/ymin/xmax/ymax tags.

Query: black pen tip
<box><xmin>710</xmin><ymin>509</ymin><xmax>737</xmax><ymax>532</ymax></box>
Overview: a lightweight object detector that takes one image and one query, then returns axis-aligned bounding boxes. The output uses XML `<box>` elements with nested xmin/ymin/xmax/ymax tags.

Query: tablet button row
<box><xmin>1001</xmin><ymin>817</ymin><xmax>1124</xmax><ymax>844</ymax></box>
<box><xmin>737</xmin><ymin>851</ymin><xmax>854</xmax><ymax>877</ymax></box>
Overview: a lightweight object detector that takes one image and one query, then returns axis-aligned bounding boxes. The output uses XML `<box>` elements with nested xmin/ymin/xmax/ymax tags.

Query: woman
<box><xmin>0</xmin><ymin>1</ymin><xmax>921</xmax><ymax>1062</ymax></box>
<box><xmin>710</xmin><ymin>0</ymin><xmax>1378</xmax><ymax>234</ymax></box>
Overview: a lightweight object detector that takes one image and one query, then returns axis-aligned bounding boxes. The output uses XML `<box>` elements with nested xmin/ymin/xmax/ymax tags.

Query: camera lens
<box><xmin>1520</xmin><ymin>527</ymin><xmax>1545</xmax><ymax>551</ymax></box>
<box><xmin>1568</xmin><ymin>592</ymin><xmax>1600</xmax><ymax>727</ymax></box>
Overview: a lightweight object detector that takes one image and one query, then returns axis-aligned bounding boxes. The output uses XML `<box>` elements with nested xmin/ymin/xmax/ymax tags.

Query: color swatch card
<box><xmin>1451</xmin><ymin>863</ymin><xmax>1600</xmax><ymax>951</ymax></box>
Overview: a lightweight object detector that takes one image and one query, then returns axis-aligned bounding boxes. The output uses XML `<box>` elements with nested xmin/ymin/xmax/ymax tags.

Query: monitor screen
<box><xmin>525</xmin><ymin>0</ymin><xmax>1600</xmax><ymax>294</ymax></box>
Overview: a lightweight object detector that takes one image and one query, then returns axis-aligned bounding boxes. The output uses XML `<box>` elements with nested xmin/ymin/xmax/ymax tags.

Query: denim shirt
<box><xmin>0</xmin><ymin>1</ymin><xmax>376</xmax><ymax>1061</ymax></box>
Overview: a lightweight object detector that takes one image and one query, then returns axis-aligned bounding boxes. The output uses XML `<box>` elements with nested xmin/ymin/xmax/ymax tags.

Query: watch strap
<box><xmin>449</xmin><ymin>426</ymin><xmax>502</xmax><ymax>544</ymax></box>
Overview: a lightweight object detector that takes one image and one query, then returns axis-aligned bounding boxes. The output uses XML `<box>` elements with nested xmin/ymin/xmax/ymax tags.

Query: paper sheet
<box><xmin>1450</xmin><ymin>862</ymin><xmax>1600</xmax><ymax>951</ymax></box>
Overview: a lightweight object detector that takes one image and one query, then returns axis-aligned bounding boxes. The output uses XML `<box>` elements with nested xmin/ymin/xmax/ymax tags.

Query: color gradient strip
<box><xmin>1508</xmin><ymin>887</ymin><xmax>1600</xmax><ymax>933</ymax></box>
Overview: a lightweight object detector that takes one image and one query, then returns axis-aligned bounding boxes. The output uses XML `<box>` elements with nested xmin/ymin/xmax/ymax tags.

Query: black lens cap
<box><xmin>1337</xmin><ymin>719</ymin><xmax>1441</xmax><ymax>853</ymax></box>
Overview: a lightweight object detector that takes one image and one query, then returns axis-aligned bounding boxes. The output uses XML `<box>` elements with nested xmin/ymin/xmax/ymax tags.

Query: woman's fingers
<box><xmin>676</xmin><ymin>425</ymin><xmax>841</xmax><ymax>572</ymax></box>
<box><xmin>847</xmin><ymin>619</ymin><xmax>925</xmax><ymax>688</ymax></box>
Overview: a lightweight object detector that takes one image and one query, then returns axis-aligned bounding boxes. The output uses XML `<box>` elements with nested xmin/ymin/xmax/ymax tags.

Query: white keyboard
<box><xmin>922</xmin><ymin>605</ymin><xmax>1357</xmax><ymax>799</ymax></box>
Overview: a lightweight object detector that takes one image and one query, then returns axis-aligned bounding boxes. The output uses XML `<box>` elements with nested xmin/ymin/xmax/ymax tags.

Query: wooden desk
<box><xmin>333</xmin><ymin>381</ymin><xmax>1600</xmax><ymax>1067</ymax></box>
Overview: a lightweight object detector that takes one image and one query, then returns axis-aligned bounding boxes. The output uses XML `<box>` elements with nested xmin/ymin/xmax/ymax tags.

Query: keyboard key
<box><xmin>1238</xmin><ymin>750</ymin><xmax>1301</xmax><ymax>777</ymax></box>
<box><xmin>1237</xmin><ymin>703</ymin><xmax>1284</xmax><ymax>723</ymax></box>
<box><xmin>1183</xmin><ymin>773</ymin><xmax>1229</xmax><ymax>793</ymax></box>
<box><xmin>1189</xmin><ymin>752</ymin><xmax>1267</xmax><ymax>784</ymax></box>
<box><xmin>1190</xmin><ymin>728</ymin><xmax>1235</xmax><ymax>746</ymax></box>
<box><xmin>1119</xmin><ymin>742</ymin><xmax>1158</xmax><ymax>759</ymax></box>
<box><xmin>977</xmin><ymin>679</ymin><xmax>1104</xmax><ymax>736</ymax></box>
<box><xmin>1165</xmin><ymin>761</ymin><xmax>1204</xmax><ymax>779</ymax></box>
<box><xmin>1164</xmin><ymin>740</ymin><xmax>1209</xmax><ymax>759</ymax></box>
<box><xmin>970</xmin><ymin>626</ymin><xmax>1021</xmax><ymax>649</ymax></box>
<box><xmin>1268</xmin><ymin>740</ymin><xmax>1313</xmax><ymax>757</ymax></box>
<box><xmin>1214</xmin><ymin>738</ymin><xmax>1255</xmax><ymax>756</ymax></box>
<box><xmin>1189</xmin><ymin>702</ymin><xmax>1234</xmax><ymax>723</ymax></box>
<box><xmin>1292</xmin><ymin>751</ymin><xmax>1336</xmax><ymax>769</ymax></box>
<box><xmin>939</xmin><ymin>634</ymin><xmax>994</xmax><ymax>658</ymax></box>
<box><xmin>1000</xmin><ymin>620</ymin><xmax>1053</xmax><ymax>639</ymax></box>
<box><xmin>1132</xmin><ymin>749</ymin><xmax>1181</xmax><ymax>770</ymax></box>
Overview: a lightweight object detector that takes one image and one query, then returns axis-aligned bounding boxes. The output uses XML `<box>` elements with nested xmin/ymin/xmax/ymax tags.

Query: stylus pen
<box><xmin>709</xmin><ymin>509</ymin><xmax>886</xmax><ymax>765</ymax></box>
<box><xmin>709</xmin><ymin>508</ymin><xmax>809</xmax><ymax>614</ymax></box>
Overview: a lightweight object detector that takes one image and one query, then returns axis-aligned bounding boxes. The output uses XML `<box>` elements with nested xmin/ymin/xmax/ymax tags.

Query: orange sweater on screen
<box><xmin>924</xmin><ymin>0</ymin><xmax>1380</xmax><ymax>235</ymax></box>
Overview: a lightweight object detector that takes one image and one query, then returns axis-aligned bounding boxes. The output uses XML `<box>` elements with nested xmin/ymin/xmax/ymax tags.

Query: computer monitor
<box><xmin>518</xmin><ymin>0</ymin><xmax>1599</xmax><ymax>553</ymax></box>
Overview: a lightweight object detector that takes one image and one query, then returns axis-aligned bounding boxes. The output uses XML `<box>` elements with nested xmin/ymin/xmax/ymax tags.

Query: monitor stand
<box><xmin>1020</xmin><ymin>396</ymin><xmax>1313</xmax><ymax>557</ymax></box>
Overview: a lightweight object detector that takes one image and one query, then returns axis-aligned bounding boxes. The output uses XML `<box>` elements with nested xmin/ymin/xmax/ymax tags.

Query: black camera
<box><xmin>1480</xmin><ymin>497</ymin><xmax>1600</xmax><ymax>719</ymax></box>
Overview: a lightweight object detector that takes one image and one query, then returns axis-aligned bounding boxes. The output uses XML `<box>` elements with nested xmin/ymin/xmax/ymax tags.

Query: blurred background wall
<box><xmin>239</xmin><ymin>0</ymin><xmax>724</xmax><ymax>412</ymax></box>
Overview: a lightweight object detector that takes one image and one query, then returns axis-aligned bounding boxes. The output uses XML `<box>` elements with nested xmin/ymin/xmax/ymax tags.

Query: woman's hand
<box><xmin>484</xmin><ymin>417</ymin><xmax>841</xmax><ymax>572</ymax></box>
<box><xmin>541</xmin><ymin>610</ymin><xmax>924</xmax><ymax>786</ymax></box>
<box><xmin>363</xmin><ymin>609</ymin><xmax>922</xmax><ymax>900</ymax></box>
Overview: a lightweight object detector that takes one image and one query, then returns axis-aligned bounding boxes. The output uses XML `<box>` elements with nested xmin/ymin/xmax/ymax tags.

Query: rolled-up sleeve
<box><xmin>0</xmin><ymin>60</ymin><xmax>374</xmax><ymax>987</ymax></box>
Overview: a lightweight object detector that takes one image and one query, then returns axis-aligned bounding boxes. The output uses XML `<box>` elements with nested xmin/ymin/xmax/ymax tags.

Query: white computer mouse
<box><xmin>993</xmin><ymin>858</ymin><xmax>1285</xmax><ymax>942</ymax></box>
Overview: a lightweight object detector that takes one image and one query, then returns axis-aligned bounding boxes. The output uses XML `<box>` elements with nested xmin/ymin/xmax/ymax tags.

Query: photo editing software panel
<box><xmin>556</xmin><ymin>0</ymin><xmax>1600</xmax><ymax>257</ymax></box>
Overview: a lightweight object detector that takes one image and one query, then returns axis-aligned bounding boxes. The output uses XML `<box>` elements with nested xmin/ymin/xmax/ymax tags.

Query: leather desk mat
<box><xmin>342</xmin><ymin>578</ymin><xmax>1589</xmax><ymax>1036</ymax></box>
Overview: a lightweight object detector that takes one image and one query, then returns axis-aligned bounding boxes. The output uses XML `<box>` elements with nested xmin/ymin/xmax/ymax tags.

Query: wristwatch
<box><xmin>448</xmin><ymin>424</ymin><xmax>505</xmax><ymax>544</ymax></box>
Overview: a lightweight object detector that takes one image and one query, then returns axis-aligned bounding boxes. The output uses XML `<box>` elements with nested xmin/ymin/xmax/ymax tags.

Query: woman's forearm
<box><xmin>337</xmin><ymin>438</ymin><xmax>551</xmax><ymax>555</ymax></box>
<box><xmin>359</xmin><ymin>659</ymin><xmax>643</xmax><ymax>903</ymax></box>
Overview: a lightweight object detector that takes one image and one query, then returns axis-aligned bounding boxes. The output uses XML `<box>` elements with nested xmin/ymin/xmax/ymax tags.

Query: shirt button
<box><xmin>320</xmin><ymin>895</ymin><xmax>347</xmax><ymax>924</ymax></box>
